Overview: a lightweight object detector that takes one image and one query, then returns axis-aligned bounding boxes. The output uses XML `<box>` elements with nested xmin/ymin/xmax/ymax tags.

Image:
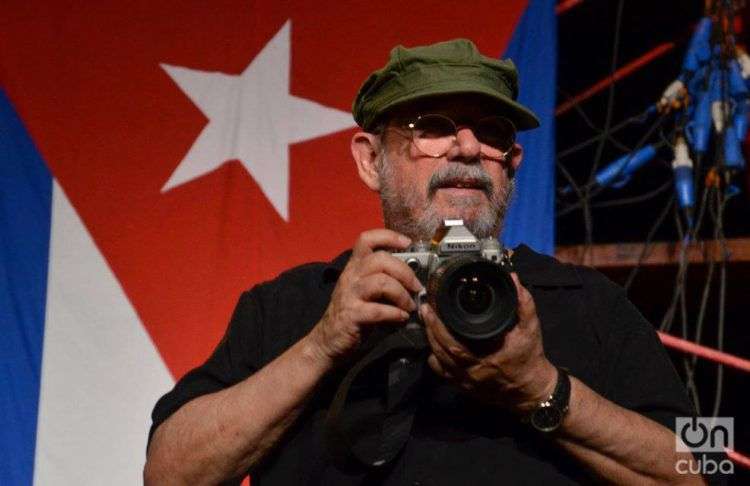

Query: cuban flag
<box><xmin>1</xmin><ymin>1</ymin><xmax>555</xmax><ymax>484</ymax></box>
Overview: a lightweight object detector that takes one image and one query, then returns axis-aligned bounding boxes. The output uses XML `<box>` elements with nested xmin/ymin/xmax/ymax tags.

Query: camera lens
<box><xmin>456</xmin><ymin>277</ymin><xmax>495</xmax><ymax>315</ymax></box>
<box><xmin>428</xmin><ymin>256</ymin><xmax>518</xmax><ymax>342</ymax></box>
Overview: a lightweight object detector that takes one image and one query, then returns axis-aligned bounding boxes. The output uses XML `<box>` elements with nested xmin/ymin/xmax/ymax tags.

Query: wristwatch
<box><xmin>527</xmin><ymin>367</ymin><xmax>571</xmax><ymax>433</ymax></box>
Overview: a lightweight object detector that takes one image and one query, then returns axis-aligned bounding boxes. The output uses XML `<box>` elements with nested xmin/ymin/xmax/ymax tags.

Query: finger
<box><xmin>358</xmin><ymin>273</ymin><xmax>417</xmax><ymax>312</ymax></box>
<box><xmin>509</xmin><ymin>272</ymin><xmax>537</xmax><ymax>325</ymax></box>
<box><xmin>509</xmin><ymin>272</ymin><xmax>523</xmax><ymax>295</ymax></box>
<box><xmin>421</xmin><ymin>303</ymin><xmax>476</xmax><ymax>366</ymax></box>
<box><xmin>427</xmin><ymin>354</ymin><xmax>454</xmax><ymax>380</ymax></box>
<box><xmin>352</xmin><ymin>229</ymin><xmax>411</xmax><ymax>259</ymax></box>
<box><xmin>423</xmin><ymin>315</ymin><xmax>458</xmax><ymax>368</ymax></box>
<box><xmin>427</xmin><ymin>355</ymin><xmax>476</xmax><ymax>393</ymax></box>
<box><xmin>356</xmin><ymin>302</ymin><xmax>411</xmax><ymax>325</ymax></box>
<box><xmin>359</xmin><ymin>251</ymin><xmax>423</xmax><ymax>293</ymax></box>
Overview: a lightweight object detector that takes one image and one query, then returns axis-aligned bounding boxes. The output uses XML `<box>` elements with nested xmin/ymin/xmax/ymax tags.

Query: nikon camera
<box><xmin>392</xmin><ymin>219</ymin><xmax>518</xmax><ymax>343</ymax></box>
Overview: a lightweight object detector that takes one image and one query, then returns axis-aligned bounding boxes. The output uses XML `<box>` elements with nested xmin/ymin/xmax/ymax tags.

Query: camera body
<box><xmin>392</xmin><ymin>220</ymin><xmax>518</xmax><ymax>342</ymax></box>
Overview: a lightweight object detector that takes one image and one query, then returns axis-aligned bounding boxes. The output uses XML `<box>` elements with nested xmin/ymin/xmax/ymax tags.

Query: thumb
<box><xmin>510</xmin><ymin>272</ymin><xmax>536</xmax><ymax>322</ymax></box>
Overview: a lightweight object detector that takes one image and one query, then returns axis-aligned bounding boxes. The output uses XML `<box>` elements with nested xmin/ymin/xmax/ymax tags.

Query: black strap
<box><xmin>325</xmin><ymin>324</ymin><xmax>429</xmax><ymax>468</ymax></box>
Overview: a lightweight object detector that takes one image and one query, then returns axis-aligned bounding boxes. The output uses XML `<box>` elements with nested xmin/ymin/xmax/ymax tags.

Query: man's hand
<box><xmin>308</xmin><ymin>229</ymin><xmax>424</xmax><ymax>366</ymax></box>
<box><xmin>421</xmin><ymin>272</ymin><xmax>557</xmax><ymax>414</ymax></box>
<box><xmin>145</xmin><ymin>229</ymin><xmax>423</xmax><ymax>485</ymax></box>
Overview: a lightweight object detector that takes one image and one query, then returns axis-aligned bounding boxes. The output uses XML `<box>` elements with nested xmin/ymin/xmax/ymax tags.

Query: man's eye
<box><xmin>414</xmin><ymin>116</ymin><xmax>455</xmax><ymax>138</ymax></box>
<box><xmin>476</xmin><ymin>118</ymin><xmax>516</xmax><ymax>152</ymax></box>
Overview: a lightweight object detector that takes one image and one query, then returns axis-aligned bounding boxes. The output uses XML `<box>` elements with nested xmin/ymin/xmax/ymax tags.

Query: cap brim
<box><xmin>375</xmin><ymin>82</ymin><xmax>540</xmax><ymax>131</ymax></box>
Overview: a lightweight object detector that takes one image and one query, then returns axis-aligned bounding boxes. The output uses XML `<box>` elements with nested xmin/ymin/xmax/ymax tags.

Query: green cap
<box><xmin>352</xmin><ymin>39</ymin><xmax>540</xmax><ymax>132</ymax></box>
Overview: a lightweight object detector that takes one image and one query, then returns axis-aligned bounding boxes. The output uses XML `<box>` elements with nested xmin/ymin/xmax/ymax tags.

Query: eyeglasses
<box><xmin>397</xmin><ymin>114</ymin><xmax>517</xmax><ymax>161</ymax></box>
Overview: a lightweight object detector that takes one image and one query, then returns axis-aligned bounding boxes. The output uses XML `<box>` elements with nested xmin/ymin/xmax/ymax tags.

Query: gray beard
<box><xmin>377</xmin><ymin>152</ymin><xmax>515</xmax><ymax>242</ymax></box>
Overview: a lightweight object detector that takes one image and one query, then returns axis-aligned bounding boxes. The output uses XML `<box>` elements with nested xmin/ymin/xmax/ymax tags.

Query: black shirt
<box><xmin>149</xmin><ymin>245</ymin><xmax>695</xmax><ymax>485</ymax></box>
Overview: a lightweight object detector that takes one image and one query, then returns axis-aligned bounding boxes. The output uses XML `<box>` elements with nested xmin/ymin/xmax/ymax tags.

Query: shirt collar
<box><xmin>510</xmin><ymin>244</ymin><xmax>582</xmax><ymax>287</ymax></box>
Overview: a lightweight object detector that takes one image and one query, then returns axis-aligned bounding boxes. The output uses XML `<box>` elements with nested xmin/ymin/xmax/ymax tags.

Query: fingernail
<box><xmin>399</xmin><ymin>235</ymin><xmax>411</xmax><ymax>246</ymax></box>
<box><xmin>400</xmin><ymin>310</ymin><xmax>410</xmax><ymax>321</ymax></box>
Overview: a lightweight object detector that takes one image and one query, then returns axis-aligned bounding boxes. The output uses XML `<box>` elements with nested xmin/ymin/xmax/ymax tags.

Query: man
<box><xmin>145</xmin><ymin>39</ymin><xmax>707</xmax><ymax>485</ymax></box>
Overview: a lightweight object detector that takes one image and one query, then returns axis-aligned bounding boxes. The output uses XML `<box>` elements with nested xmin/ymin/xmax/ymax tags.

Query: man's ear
<box><xmin>351</xmin><ymin>131</ymin><xmax>382</xmax><ymax>192</ymax></box>
<box><xmin>507</xmin><ymin>143</ymin><xmax>523</xmax><ymax>175</ymax></box>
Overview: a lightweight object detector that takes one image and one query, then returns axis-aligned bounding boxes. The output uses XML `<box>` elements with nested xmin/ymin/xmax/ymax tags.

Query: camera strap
<box><xmin>325</xmin><ymin>324</ymin><xmax>429</xmax><ymax>469</ymax></box>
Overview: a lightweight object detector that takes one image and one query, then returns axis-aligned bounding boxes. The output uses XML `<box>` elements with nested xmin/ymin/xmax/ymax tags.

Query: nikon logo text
<box><xmin>445</xmin><ymin>242</ymin><xmax>480</xmax><ymax>251</ymax></box>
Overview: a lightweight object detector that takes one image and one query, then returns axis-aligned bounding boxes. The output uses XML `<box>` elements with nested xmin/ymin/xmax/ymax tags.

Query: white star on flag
<box><xmin>160</xmin><ymin>20</ymin><xmax>355</xmax><ymax>220</ymax></box>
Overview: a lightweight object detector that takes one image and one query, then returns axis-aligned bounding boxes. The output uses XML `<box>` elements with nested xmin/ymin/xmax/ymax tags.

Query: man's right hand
<box><xmin>308</xmin><ymin>229</ymin><xmax>424</xmax><ymax>366</ymax></box>
<box><xmin>145</xmin><ymin>230</ymin><xmax>421</xmax><ymax>484</ymax></box>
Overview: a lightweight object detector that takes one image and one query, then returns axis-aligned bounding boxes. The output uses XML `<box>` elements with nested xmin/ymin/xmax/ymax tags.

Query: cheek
<box><xmin>483</xmin><ymin>161</ymin><xmax>509</xmax><ymax>187</ymax></box>
<box><xmin>395</xmin><ymin>162</ymin><xmax>432</xmax><ymax>191</ymax></box>
<box><xmin>413</xmin><ymin>168</ymin><xmax>440</xmax><ymax>205</ymax></box>
<box><xmin>415</xmin><ymin>166</ymin><xmax>436</xmax><ymax>189</ymax></box>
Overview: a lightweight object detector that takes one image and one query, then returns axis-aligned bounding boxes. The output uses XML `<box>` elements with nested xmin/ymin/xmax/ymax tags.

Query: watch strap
<box><xmin>528</xmin><ymin>366</ymin><xmax>571</xmax><ymax>432</ymax></box>
<box><xmin>551</xmin><ymin>366</ymin><xmax>571</xmax><ymax>411</ymax></box>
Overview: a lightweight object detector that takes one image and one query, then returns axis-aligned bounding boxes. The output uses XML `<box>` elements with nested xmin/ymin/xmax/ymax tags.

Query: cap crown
<box><xmin>352</xmin><ymin>39</ymin><xmax>539</xmax><ymax>131</ymax></box>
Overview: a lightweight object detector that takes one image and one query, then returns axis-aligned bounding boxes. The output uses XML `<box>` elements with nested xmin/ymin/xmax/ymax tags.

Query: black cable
<box><xmin>573</xmin><ymin>106</ymin><xmax>634</xmax><ymax>155</ymax></box>
<box><xmin>583</xmin><ymin>114</ymin><xmax>669</xmax><ymax>200</ymax></box>
<box><xmin>710</xmin><ymin>187</ymin><xmax>731</xmax><ymax>418</ymax></box>
<box><xmin>692</xmin><ymin>255</ymin><xmax>715</xmax><ymax>370</ymax></box>
<box><xmin>659</xmin><ymin>193</ymin><xmax>701</xmax><ymax>408</ymax></box>
<box><xmin>585</xmin><ymin>0</ymin><xmax>627</xmax><ymax>185</ymax></box>
<box><xmin>657</xmin><ymin>32</ymin><xmax>717</xmax><ymax>334</ymax></box>
<box><xmin>577</xmin><ymin>0</ymin><xmax>627</xmax><ymax>255</ymax></box>
<box><xmin>676</xmin><ymin>203</ymin><xmax>700</xmax><ymax>409</ymax></box>
<box><xmin>658</xmin><ymin>125</ymin><xmax>676</xmax><ymax>152</ymax></box>
<box><xmin>556</xmin><ymin>123</ymin><xmax>669</xmax><ymax>217</ymax></box>
<box><xmin>557</xmin><ymin>88</ymin><xmax>635</xmax><ymax>155</ymax></box>
<box><xmin>707</xmin><ymin>0</ymin><xmax>735</xmax><ymax>417</ymax></box>
<box><xmin>582</xmin><ymin>192</ymin><xmax>594</xmax><ymax>258</ymax></box>
<box><xmin>712</xmin><ymin>256</ymin><xmax>726</xmax><ymax>418</ymax></box>
<box><xmin>590</xmin><ymin>178</ymin><xmax>672</xmax><ymax>209</ymax></box>
<box><xmin>624</xmin><ymin>195</ymin><xmax>675</xmax><ymax>291</ymax></box>
<box><xmin>685</xmin><ymin>241</ymin><xmax>717</xmax><ymax>416</ymax></box>
<box><xmin>556</xmin><ymin>158</ymin><xmax>586</xmax><ymax>198</ymax></box>
<box><xmin>659</xmin><ymin>181</ymin><xmax>712</xmax><ymax>333</ymax></box>
<box><xmin>557</xmin><ymin>110</ymin><xmax>654</xmax><ymax>160</ymax></box>
<box><xmin>660</xmin><ymin>205</ymin><xmax>690</xmax><ymax>334</ymax></box>
<box><xmin>665</xmin><ymin>0</ymin><xmax>736</xmax><ymax>408</ymax></box>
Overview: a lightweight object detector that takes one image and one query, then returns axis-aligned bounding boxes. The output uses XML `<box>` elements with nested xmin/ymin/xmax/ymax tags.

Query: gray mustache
<box><xmin>427</xmin><ymin>164</ymin><xmax>494</xmax><ymax>199</ymax></box>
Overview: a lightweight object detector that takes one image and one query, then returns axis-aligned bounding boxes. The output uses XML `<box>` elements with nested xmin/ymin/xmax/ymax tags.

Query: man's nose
<box><xmin>447</xmin><ymin>127</ymin><xmax>482</xmax><ymax>161</ymax></box>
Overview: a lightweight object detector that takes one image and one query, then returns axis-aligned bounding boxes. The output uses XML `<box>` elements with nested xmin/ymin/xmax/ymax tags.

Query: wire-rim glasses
<box><xmin>400</xmin><ymin>114</ymin><xmax>517</xmax><ymax>161</ymax></box>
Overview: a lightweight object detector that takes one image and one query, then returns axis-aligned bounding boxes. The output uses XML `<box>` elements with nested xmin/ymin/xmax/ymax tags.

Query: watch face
<box><xmin>531</xmin><ymin>403</ymin><xmax>563</xmax><ymax>433</ymax></box>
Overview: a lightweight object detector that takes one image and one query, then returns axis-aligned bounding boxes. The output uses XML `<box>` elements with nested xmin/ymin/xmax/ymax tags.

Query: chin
<box><xmin>426</xmin><ymin>206</ymin><xmax>501</xmax><ymax>240</ymax></box>
<box><xmin>437</xmin><ymin>203</ymin><xmax>485</xmax><ymax>222</ymax></box>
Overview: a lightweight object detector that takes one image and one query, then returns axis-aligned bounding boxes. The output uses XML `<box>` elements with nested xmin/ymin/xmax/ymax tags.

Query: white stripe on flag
<box><xmin>34</xmin><ymin>181</ymin><xmax>174</xmax><ymax>485</ymax></box>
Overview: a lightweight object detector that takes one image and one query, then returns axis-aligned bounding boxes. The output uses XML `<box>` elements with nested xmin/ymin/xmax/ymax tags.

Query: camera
<box><xmin>392</xmin><ymin>219</ymin><xmax>518</xmax><ymax>342</ymax></box>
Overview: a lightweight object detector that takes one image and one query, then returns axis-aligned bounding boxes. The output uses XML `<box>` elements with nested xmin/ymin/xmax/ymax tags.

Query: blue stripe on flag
<box><xmin>0</xmin><ymin>88</ymin><xmax>53</xmax><ymax>485</ymax></box>
<box><xmin>502</xmin><ymin>0</ymin><xmax>557</xmax><ymax>255</ymax></box>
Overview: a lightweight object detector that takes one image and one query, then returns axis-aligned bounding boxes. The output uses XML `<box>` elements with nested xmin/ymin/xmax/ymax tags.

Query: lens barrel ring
<box><xmin>426</xmin><ymin>255</ymin><xmax>518</xmax><ymax>343</ymax></box>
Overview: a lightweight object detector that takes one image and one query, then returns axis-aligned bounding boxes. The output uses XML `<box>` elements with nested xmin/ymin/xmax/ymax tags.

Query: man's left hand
<box><xmin>420</xmin><ymin>272</ymin><xmax>558</xmax><ymax>415</ymax></box>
